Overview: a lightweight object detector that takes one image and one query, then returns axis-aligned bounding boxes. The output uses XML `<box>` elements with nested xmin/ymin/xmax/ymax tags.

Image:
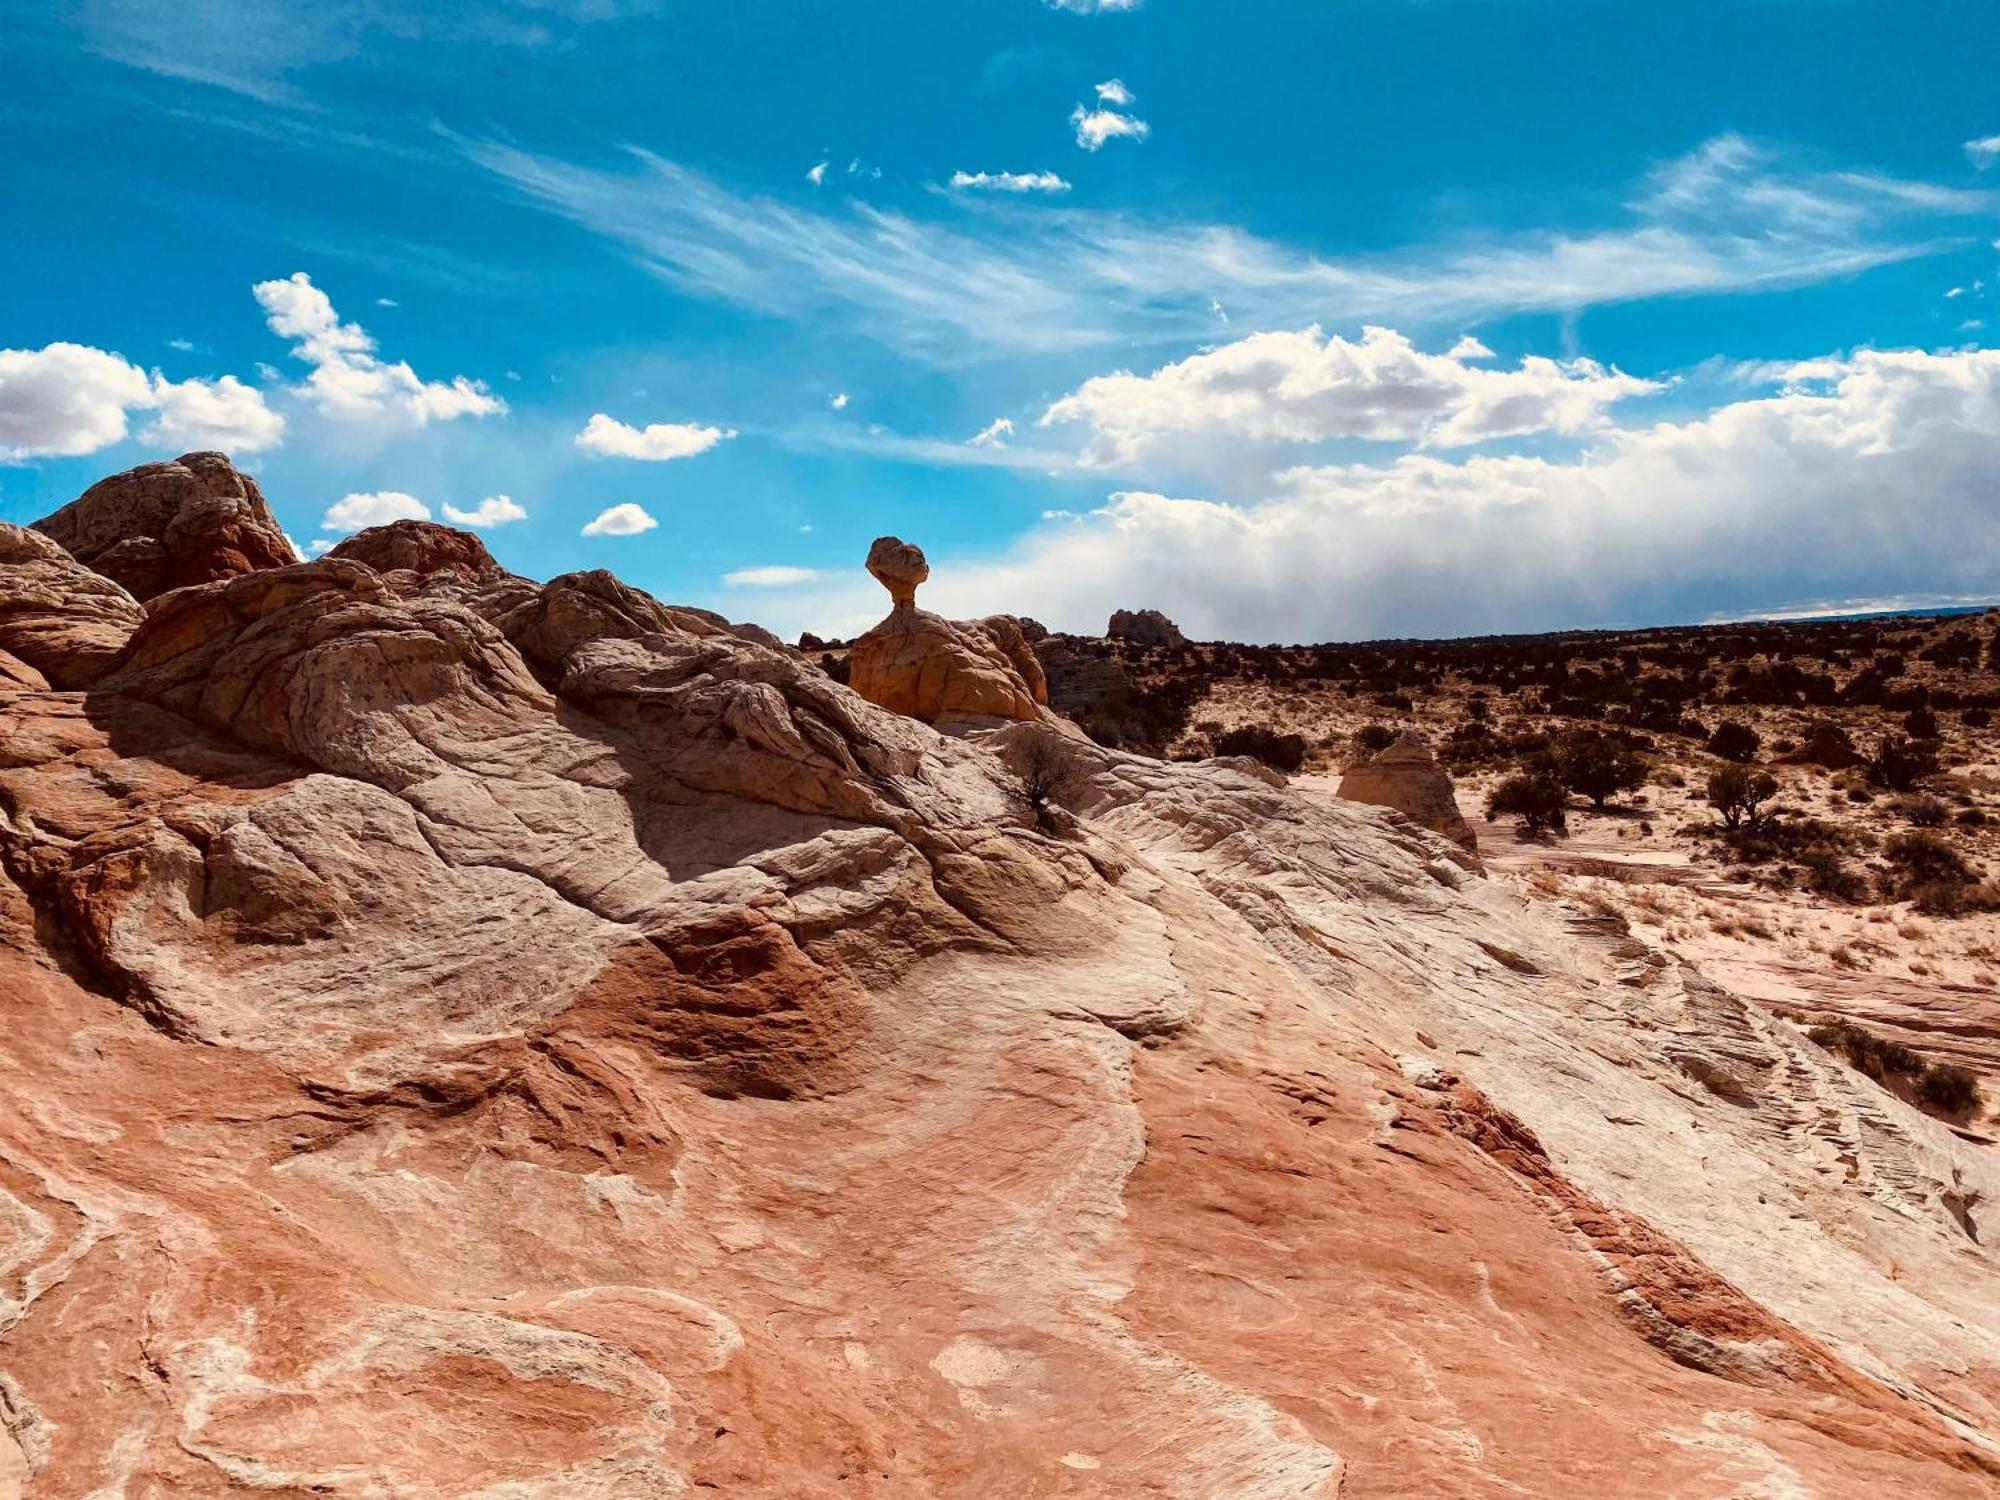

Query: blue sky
<box><xmin>4</xmin><ymin>0</ymin><xmax>2000</xmax><ymax>641</ymax></box>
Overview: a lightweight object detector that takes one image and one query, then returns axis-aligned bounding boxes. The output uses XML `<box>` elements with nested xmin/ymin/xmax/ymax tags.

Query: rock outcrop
<box><xmin>1337</xmin><ymin>730</ymin><xmax>1481</xmax><ymax>858</ymax></box>
<box><xmin>0</xmin><ymin>522</ymin><xmax>145</xmax><ymax>687</ymax></box>
<box><xmin>1108</xmin><ymin>606</ymin><xmax>1186</xmax><ymax>648</ymax></box>
<box><xmin>31</xmin><ymin>451</ymin><xmax>296</xmax><ymax>600</ymax></box>
<box><xmin>1777</xmin><ymin>718</ymin><xmax>1867</xmax><ymax>770</ymax></box>
<box><xmin>327</xmin><ymin>518</ymin><xmax>511</xmax><ymax>588</ymax></box>
<box><xmin>3</xmin><ymin>467</ymin><xmax>2000</xmax><ymax>1497</ymax></box>
<box><xmin>848</xmin><ymin>536</ymin><xmax>1047</xmax><ymax>723</ymax></box>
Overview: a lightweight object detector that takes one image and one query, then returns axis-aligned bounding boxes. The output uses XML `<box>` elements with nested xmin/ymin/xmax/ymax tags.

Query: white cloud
<box><xmin>876</xmin><ymin>346</ymin><xmax>2000</xmax><ymax>642</ymax></box>
<box><xmin>1947</xmin><ymin>286</ymin><xmax>1967</xmax><ymax>298</ymax></box>
<box><xmin>144</xmin><ymin>373</ymin><xmax>288</xmax><ymax>452</ymax></box>
<box><xmin>970</xmin><ymin>416</ymin><xmax>1016</xmax><ymax>447</ymax></box>
<box><xmin>440</xmin><ymin>494</ymin><xmax>527</xmax><ymax>528</ymax></box>
<box><xmin>574</xmin><ymin>411</ymin><xmax>735</xmax><ymax>460</ymax></box>
<box><xmin>321</xmin><ymin>490</ymin><xmax>431</xmax><ymax>531</ymax></box>
<box><xmin>829</xmin><ymin>391</ymin><xmax>849</xmax><ymax>409</ymax></box>
<box><xmin>1448</xmin><ymin>335</ymin><xmax>1495</xmax><ymax>360</ymax></box>
<box><xmin>167</xmin><ymin>338</ymin><xmax>196</xmax><ymax>352</ymax></box>
<box><xmin>807</xmin><ymin>160</ymin><xmax>828</xmax><ymax>186</ymax></box>
<box><xmin>0</xmin><ymin>342</ymin><xmax>284</xmax><ymax>460</ymax></box>
<box><xmin>723</xmin><ymin>565</ymin><xmax>820</xmax><ymax>587</ymax></box>
<box><xmin>1042</xmin><ymin>325</ymin><xmax>1661</xmax><ymax>466</ymax></box>
<box><xmin>1966</xmin><ymin>136</ymin><xmax>2000</xmax><ymax>169</ymax></box>
<box><xmin>375</xmin><ymin>297</ymin><xmax>398</xmax><ymax>307</ymax></box>
<box><xmin>581</xmin><ymin>502</ymin><xmax>658</xmax><ymax>536</ymax></box>
<box><xmin>308</xmin><ymin>538</ymin><xmax>337</xmax><ymax>556</ymax></box>
<box><xmin>1071</xmin><ymin>105</ymin><xmax>1149</xmax><ymax>151</ymax></box>
<box><xmin>252</xmin><ymin>272</ymin><xmax>505</xmax><ymax>426</ymax></box>
<box><xmin>1047</xmin><ymin>0</ymin><xmax>1141</xmax><ymax>11</ymax></box>
<box><xmin>1094</xmin><ymin>78</ymin><xmax>1134</xmax><ymax>106</ymax></box>
<box><xmin>949</xmin><ymin>170</ymin><xmax>1072</xmax><ymax>194</ymax></box>
<box><xmin>466</xmin><ymin>135</ymin><xmax>1979</xmax><ymax>366</ymax></box>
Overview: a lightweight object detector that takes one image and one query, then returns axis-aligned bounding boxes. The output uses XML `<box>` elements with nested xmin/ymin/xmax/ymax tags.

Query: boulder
<box><xmin>1108</xmin><ymin>607</ymin><xmax>1186</xmax><ymax>649</ymax></box>
<box><xmin>1776</xmin><ymin>720</ymin><xmax>1866</xmax><ymax>771</ymax></box>
<box><xmin>32</xmin><ymin>451</ymin><xmax>296</xmax><ymax>600</ymax></box>
<box><xmin>848</xmin><ymin>537</ymin><xmax>1046</xmax><ymax>724</ymax></box>
<box><xmin>1337</xmin><ymin>730</ymin><xmax>1479</xmax><ymax>859</ymax></box>
<box><xmin>326</xmin><ymin>520</ymin><xmax>510</xmax><ymax>589</ymax></box>
<box><xmin>0</xmin><ymin>522</ymin><xmax>146</xmax><ymax>687</ymax></box>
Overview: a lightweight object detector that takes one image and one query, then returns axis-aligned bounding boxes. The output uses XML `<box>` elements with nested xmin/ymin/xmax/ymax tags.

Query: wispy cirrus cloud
<box><xmin>463</xmin><ymin>134</ymin><xmax>1986</xmax><ymax>367</ymax></box>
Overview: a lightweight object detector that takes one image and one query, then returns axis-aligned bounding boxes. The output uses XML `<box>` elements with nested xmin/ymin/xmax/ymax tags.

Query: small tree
<box><xmin>1868</xmin><ymin>733</ymin><xmax>1938</xmax><ymax>792</ymax></box>
<box><xmin>1706</xmin><ymin>720</ymin><xmax>1761</xmax><ymax>762</ymax></box>
<box><xmin>1707</xmin><ymin>765</ymin><xmax>1779</xmax><ymax>831</ymax></box>
<box><xmin>1487</xmin><ymin>771</ymin><xmax>1569</xmax><ymax>837</ymax></box>
<box><xmin>1010</xmin><ymin>727</ymin><xmax>1091</xmax><ymax>834</ymax></box>
<box><xmin>1550</xmin><ymin>730</ymin><xmax>1647</xmax><ymax>809</ymax></box>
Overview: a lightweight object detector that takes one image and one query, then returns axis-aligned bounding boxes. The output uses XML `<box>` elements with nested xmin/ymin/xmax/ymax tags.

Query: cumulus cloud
<box><xmin>829</xmin><ymin>392</ymin><xmax>849</xmax><ymax>409</ymax></box>
<box><xmin>807</xmin><ymin>160</ymin><xmax>828</xmax><ymax>186</ymax></box>
<box><xmin>1966</xmin><ymin>136</ymin><xmax>2000</xmax><ymax>169</ymax></box>
<box><xmin>1071</xmin><ymin>104</ymin><xmax>1149</xmax><ymax>151</ymax></box>
<box><xmin>949</xmin><ymin>170</ymin><xmax>1071</xmax><ymax>194</ymax></box>
<box><xmin>321</xmin><ymin>490</ymin><xmax>430</xmax><ymax>531</ymax></box>
<box><xmin>440</xmin><ymin>495</ymin><xmax>527</xmax><ymax>528</ymax></box>
<box><xmin>574</xmin><ymin>412</ymin><xmax>735</xmax><ymax>460</ymax></box>
<box><xmin>144</xmin><ymin>373</ymin><xmax>287</xmax><ymax>452</ymax></box>
<box><xmin>1095</xmin><ymin>78</ymin><xmax>1134</xmax><ymax>106</ymax></box>
<box><xmin>253</xmin><ymin>272</ymin><xmax>505</xmax><ymax>426</ymax></box>
<box><xmin>1041</xmin><ymin>325</ymin><xmax>1661</xmax><ymax>465</ymax></box>
<box><xmin>581</xmin><ymin>502</ymin><xmax>658</xmax><ymax>536</ymax></box>
<box><xmin>878</xmin><ymin>346</ymin><xmax>2000</xmax><ymax>642</ymax></box>
<box><xmin>723</xmin><ymin>565</ymin><xmax>820</xmax><ymax>586</ymax></box>
<box><xmin>970</xmin><ymin>416</ymin><xmax>1016</xmax><ymax>447</ymax></box>
<box><xmin>0</xmin><ymin>342</ymin><xmax>284</xmax><ymax>460</ymax></box>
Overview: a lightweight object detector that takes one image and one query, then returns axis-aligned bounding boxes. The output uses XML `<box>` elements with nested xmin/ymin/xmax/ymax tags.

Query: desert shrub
<box><xmin>1896</xmin><ymin>794</ymin><xmax>1951</xmax><ymax>828</ymax></box>
<box><xmin>1214</xmin><ymin>724</ymin><xmax>1307</xmax><ymax>773</ymax></box>
<box><xmin>1370</xmin><ymin>692</ymin><xmax>1414</xmax><ymax>713</ymax></box>
<box><xmin>1706</xmin><ymin>720</ymin><xmax>1762</xmax><ymax>762</ymax></box>
<box><xmin>1706</xmin><ymin>766</ymin><xmax>1779</xmax><ymax>831</ymax></box>
<box><xmin>1355</xmin><ymin>722</ymin><xmax>1396</xmax><ymax>754</ymax></box>
<box><xmin>819</xmin><ymin>652</ymin><xmax>850</xmax><ymax>685</ymax></box>
<box><xmin>1903</xmin><ymin>706</ymin><xmax>1940</xmax><ymax>739</ymax></box>
<box><xmin>1550</xmin><ymin>730</ymin><xmax>1647</xmax><ymax>808</ymax></box>
<box><xmin>1883</xmin><ymin>830</ymin><xmax>1972</xmax><ymax>888</ymax></box>
<box><xmin>1958</xmin><ymin>807</ymin><xmax>1989</xmax><ymax>827</ymax></box>
<box><xmin>1868</xmin><ymin>733</ymin><xmax>1939</xmax><ymax>791</ymax></box>
<box><xmin>1810</xmin><ymin>1021</ymin><xmax>1985</xmax><ymax>1116</ymax></box>
<box><xmin>1917</xmin><ymin>1063</ymin><xmax>1983</xmax><ymax>1115</ymax></box>
<box><xmin>1008</xmin><ymin>727</ymin><xmax>1090</xmax><ymax>834</ymax></box>
<box><xmin>1963</xmin><ymin>706</ymin><xmax>1993</xmax><ymax>729</ymax></box>
<box><xmin>1800</xmin><ymin>847</ymin><xmax>1869</xmax><ymax>902</ymax></box>
<box><xmin>1487</xmin><ymin>772</ymin><xmax>1569</xmax><ymax>836</ymax></box>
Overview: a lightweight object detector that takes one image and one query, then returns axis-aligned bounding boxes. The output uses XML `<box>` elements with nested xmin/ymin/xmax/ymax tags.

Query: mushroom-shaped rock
<box><xmin>1107</xmin><ymin>607</ymin><xmax>1186</xmax><ymax>649</ymax></box>
<box><xmin>866</xmin><ymin>535</ymin><xmax>929</xmax><ymax>609</ymax></box>
<box><xmin>848</xmin><ymin>538</ymin><xmax>1045</xmax><ymax>724</ymax></box>
<box><xmin>0</xmin><ymin>522</ymin><xmax>146</xmax><ymax>687</ymax></box>
<box><xmin>1337</xmin><ymin>731</ymin><xmax>1480</xmax><ymax>862</ymax></box>
<box><xmin>32</xmin><ymin>451</ymin><xmax>296</xmax><ymax>601</ymax></box>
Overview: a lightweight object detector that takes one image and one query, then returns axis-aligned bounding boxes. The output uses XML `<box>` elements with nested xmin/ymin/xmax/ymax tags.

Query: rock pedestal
<box><xmin>848</xmin><ymin>536</ymin><xmax>1046</xmax><ymax>723</ymax></box>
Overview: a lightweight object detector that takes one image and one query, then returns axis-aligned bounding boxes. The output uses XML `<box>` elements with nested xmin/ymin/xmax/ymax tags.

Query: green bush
<box><xmin>1706</xmin><ymin>720</ymin><xmax>1761</xmax><ymax>761</ymax></box>
<box><xmin>1487</xmin><ymin>771</ymin><xmax>1569</xmax><ymax>836</ymax></box>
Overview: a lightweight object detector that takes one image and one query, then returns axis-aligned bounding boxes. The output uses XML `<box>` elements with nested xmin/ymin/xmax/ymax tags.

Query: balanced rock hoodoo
<box><xmin>847</xmin><ymin>536</ymin><xmax>1047</xmax><ymax>723</ymax></box>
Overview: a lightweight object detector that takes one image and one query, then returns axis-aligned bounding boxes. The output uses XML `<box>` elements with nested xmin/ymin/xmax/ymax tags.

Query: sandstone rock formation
<box><xmin>1777</xmin><ymin>718</ymin><xmax>1867</xmax><ymax>770</ymax></box>
<box><xmin>327</xmin><ymin>518</ymin><xmax>511</xmax><ymax>588</ymax></box>
<box><xmin>1108</xmin><ymin>606</ymin><xmax>1186</xmax><ymax>648</ymax></box>
<box><xmin>1337</xmin><ymin>730</ymin><xmax>1481</xmax><ymax>858</ymax></box>
<box><xmin>848</xmin><ymin>535</ymin><xmax>1047</xmax><ymax>723</ymax></box>
<box><xmin>31</xmin><ymin>451</ymin><xmax>296</xmax><ymax>600</ymax></box>
<box><xmin>0</xmin><ymin>523</ymin><xmax>145</xmax><ymax>688</ymax></box>
<box><xmin>3</xmin><ymin>473</ymin><xmax>2000</xmax><ymax>1497</ymax></box>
